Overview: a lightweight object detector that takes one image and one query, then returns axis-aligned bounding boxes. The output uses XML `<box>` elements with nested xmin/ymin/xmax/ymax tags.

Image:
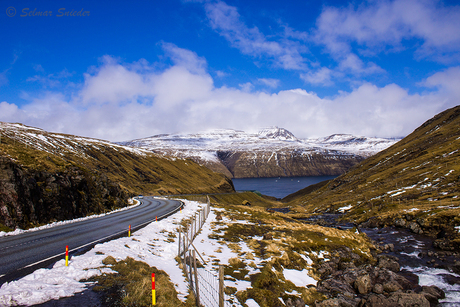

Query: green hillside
<box><xmin>0</xmin><ymin>123</ymin><xmax>234</xmax><ymax>230</ymax></box>
<box><xmin>286</xmin><ymin>106</ymin><xmax>460</xmax><ymax>250</ymax></box>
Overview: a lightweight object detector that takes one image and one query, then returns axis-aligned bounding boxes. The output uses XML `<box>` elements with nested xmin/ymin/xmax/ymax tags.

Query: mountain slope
<box><xmin>120</xmin><ymin>127</ymin><xmax>397</xmax><ymax>178</ymax></box>
<box><xmin>0</xmin><ymin>123</ymin><xmax>234</xmax><ymax>230</ymax></box>
<box><xmin>286</xmin><ymin>106</ymin><xmax>460</xmax><ymax>249</ymax></box>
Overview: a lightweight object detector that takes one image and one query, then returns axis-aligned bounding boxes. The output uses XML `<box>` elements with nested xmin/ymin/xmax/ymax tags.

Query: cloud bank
<box><xmin>0</xmin><ymin>44</ymin><xmax>458</xmax><ymax>142</ymax></box>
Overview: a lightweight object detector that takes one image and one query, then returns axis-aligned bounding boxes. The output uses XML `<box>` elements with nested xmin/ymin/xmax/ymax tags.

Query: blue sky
<box><xmin>1</xmin><ymin>0</ymin><xmax>460</xmax><ymax>141</ymax></box>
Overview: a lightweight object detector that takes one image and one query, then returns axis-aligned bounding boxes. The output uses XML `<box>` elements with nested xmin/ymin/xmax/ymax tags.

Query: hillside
<box><xmin>286</xmin><ymin>106</ymin><xmax>460</xmax><ymax>250</ymax></box>
<box><xmin>0</xmin><ymin>123</ymin><xmax>234</xmax><ymax>230</ymax></box>
<box><xmin>120</xmin><ymin>127</ymin><xmax>398</xmax><ymax>178</ymax></box>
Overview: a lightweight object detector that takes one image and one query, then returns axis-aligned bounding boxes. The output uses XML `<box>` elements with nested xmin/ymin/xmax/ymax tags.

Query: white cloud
<box><xmin>204</xmin><ymin>1</ymin><xmax>307</xmax><ymax>70</ymax></box>
<box><xmin>161</xmin><ymin>42</ymin><xmax>208</xmax><ymax>74</ymax></box>
<box><xmin>314</xmin><ymin>0</ymin><xmax>460</xmax><ymax>63</ymax></box>
<box><xmin>257</xmin><ymin>78</ymin><xmax>280</xmax><ymax>88</ymax></box>
<box><xmin>300</xmin><ymin>67</ymin><xmax>334</xmax><ymax>86</ymax></box>
<box><xmin>0</xmin><ymin>49</ymin><xmax>458</xmax><ymax>141</ymax></box>
<box><xmin>423</xmin><ymin>66</ymin><xmax>460</xmax><ymax>91</ymax></box>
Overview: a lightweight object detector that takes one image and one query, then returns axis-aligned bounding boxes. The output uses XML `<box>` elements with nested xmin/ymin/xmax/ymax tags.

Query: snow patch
<box><xmin>283</xmin><ymin>269</ymin><xmax>317</xmax><ymax>287</ymax></box>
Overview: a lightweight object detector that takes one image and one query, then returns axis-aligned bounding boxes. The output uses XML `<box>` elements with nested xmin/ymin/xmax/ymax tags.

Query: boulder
<box><xmin>355</xmin><ymin>274</ymin><xmax>372</xmax><ymax>294</ymax></box>
<box><xmin>387</xmin><ymin>292</ymin><xmax>430</xmax><ymax>307</ymax></box>
<box><xmin>378</xmin><ymin>255</ymin><xmax>400</xmax><ymax>272</ymax></box>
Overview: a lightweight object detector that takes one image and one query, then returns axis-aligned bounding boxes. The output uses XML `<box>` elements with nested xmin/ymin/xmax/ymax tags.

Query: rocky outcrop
<box><xmin>217</xmin><ymin>150</ymin><xmax>364</xmax><ymax>178</ymax></box>
<box><xmin>314</xmin><ymin>251</ymin><xmax>445</xmax><ymax>307</ymax></box>
<box><xmin>0</xmin><ymin>156</ymin><xmax>128</xmax><ymax>230</ymax></box>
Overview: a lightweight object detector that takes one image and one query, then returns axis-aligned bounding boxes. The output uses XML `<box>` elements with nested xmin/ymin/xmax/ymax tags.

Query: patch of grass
<box><xmin>0</xmin><ymin>223</ymin><xmax>12</xmax><ymax>232</ymax></box>
<box><xmin>91</xmin><ymin>256</ymin><xmax>194</xmax><ymax>306</ymax></box>
<box><xmin>206</xmin><ymin>202</ymin><xmax>376</xmax><ymax>307</ymax></box>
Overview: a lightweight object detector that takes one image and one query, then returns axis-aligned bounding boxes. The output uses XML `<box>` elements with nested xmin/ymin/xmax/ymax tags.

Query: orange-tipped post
<box><xmin>65</xmin><ymin>245</ymin><xmax>69</xmax><ymax>266</ymax></box>
<box><xmin>129</xmin><ymin>224</ymin><xmax>131</xmax><ymax>237</ymax></box>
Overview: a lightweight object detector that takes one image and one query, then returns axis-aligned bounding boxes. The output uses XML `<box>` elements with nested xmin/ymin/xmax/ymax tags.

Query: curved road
<box><xmin>0</xmin><ymin>197</ymin><xmax>182</xmax><ymax>285</ymax></box>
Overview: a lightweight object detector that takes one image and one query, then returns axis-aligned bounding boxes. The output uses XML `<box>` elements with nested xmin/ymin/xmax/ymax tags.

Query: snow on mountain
<box><xmin>0</xmin><ymin>122</ymin><xmax>149</xmax><ymax>158</ymax></box>
<box><xmin>120</xmin><ymin>127</ymin><xmax>399</xmax><ymax>161</ymax></box>
<box><xmin>257</xmin><ymin>127</ymin><xmax>298</xmax><ymax>141</ymax></box>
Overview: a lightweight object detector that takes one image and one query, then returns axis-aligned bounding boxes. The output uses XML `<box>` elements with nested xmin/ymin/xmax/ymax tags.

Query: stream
<box><xmin>301</xmin><ymin>214</ymin><xmax>460</xmax><ymax>306</ymax></box>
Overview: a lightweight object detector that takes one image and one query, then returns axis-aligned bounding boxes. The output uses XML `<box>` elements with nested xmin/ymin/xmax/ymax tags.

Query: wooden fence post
<box><xmin>178</xmin><ymin>227</ymin><xmax>182</xmax><ymax>257</ymax></box>
<box><xmin>219</xmin><ymin>265</ymin><xmax>224</xmax><ymax>307</ymax></box>
<box><xmin>193</xmin><ymin>250</ymin><xmax>200</xmax><ymax>307</ymax></box>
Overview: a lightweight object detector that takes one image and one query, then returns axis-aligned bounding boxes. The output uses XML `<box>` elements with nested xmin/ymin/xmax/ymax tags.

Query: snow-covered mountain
<box><xmin>120</xmin><ymin>127</ymin><xmax>399</xmax><ymax>178</ymax></box>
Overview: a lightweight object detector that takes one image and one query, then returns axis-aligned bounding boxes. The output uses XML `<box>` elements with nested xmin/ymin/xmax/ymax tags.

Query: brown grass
<box><xmin>91</xmin><ymin>256</ymin><xmax>196</xmax><ymax>306</ymax></box>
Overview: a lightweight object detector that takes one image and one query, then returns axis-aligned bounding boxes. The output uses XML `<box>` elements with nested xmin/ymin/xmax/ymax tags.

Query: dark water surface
<box><xmin>232</xmin><ymin>175</ymin><xmax>337</xmax><ymax>199</ymax></box>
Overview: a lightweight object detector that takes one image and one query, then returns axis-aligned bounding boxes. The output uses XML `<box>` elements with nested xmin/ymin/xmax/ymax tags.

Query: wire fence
<box><xmin>178</xmin><ymin>197</ymin><xmax>231</xmax><ymax>307</ymax></box>
<box><xmin>178</xmin><ymin>197</ymin><xmax>211</xmax><ymax>257</ymax></box>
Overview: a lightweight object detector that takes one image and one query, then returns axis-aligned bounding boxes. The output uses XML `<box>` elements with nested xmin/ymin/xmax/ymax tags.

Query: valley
<box><xmin>0</xmin><ymin>106</ymin><xmax>459</xmax><ymax>306</ymax></box>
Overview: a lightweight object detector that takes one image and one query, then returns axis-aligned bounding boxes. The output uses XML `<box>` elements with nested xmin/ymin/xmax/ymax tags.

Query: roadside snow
<box><xmin>0</xmin><ymin>199</ymin><xmax>201</xmax><ymax>306</ymax></box>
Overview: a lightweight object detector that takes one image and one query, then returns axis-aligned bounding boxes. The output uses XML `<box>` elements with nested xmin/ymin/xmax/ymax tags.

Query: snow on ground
<box><xmin>0</xmin><ymin>198</ymin><xmax>200</xmax><ymax>306</ymax></box>
<box><xmin>337</xmin><ymin>204</ymin><xmax>352</xmax><ymax>212</ymax></box>
<box><xmin>0</xmin><ymin>197</ymin><xmax>323</xmax><ymax>306</ymax></box>
<box><xmin>283</xmin><ymin>269</ymin><xmax>316</xmax><ymax>287</ymax></box>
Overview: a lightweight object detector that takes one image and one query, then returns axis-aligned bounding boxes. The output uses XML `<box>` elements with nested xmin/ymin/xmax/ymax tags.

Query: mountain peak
<box><xmin>257</xmin><ymin>127</ymin><xmax>297</xmax><ymax>141</ymax></box>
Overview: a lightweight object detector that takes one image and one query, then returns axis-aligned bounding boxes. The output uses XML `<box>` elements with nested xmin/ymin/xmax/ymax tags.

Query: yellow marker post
<box><xmin>152</xmin><ymin>273</ymin><xmax>156</xmax><ymax>305</ymax></box>
<box><xmin>129</xmin><ymin>224</ymin><xmax>131</xmax><ymax>237</ymax></box>
<box><xmin>65</xmin><ymin>245</ymin><xmax>69</xmax><ymax>266</ymax></box>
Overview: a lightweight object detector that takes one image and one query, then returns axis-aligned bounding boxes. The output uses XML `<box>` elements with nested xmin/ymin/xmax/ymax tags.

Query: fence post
<box><xmin>183</xmin><ymin>250</ymin><xmax>189</xmax><ymax>283</ymax></box>
<box><xmin>219</xmin><ymin>265</ymin><xmax>224</xmax><ymax>307</ymax></box>
<box><xmin>193</xmin><ymin>250</ymin><xmax>200</xmax><ymax>307</ymax></box>
<box><xmin>189</xmin><ymin>250</ymin><xmax>194</xmax><ymax>293</ymax></box>
<box><xmin>178</xmin><ymin>227</ymin><xmax>182</xmax><ymax>257</ymax></box>
<box><xmin>195</xmin><ymin>212</ymin><xmax>198</xmax><ymax>237</ymax></box>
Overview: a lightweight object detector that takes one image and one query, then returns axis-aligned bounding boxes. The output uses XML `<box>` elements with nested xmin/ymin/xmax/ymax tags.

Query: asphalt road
<box><xmin>0</xmin><ymin>197</ymin><xmax>183</xmax><ymax>285</ymax></box>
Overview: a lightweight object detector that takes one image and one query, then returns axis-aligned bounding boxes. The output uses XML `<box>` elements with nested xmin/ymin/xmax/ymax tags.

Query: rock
<box><xmin>0</xmin><ymin>157</ymin><xmax>129</xmax><ymax>229</ymax></box>
<box><xmin>318</xmin><ymin>278</ymin><xmax>355</xmax><ymax>296</ymax></box>
<box><xmin>355</xmin><ymin>274</ymin><xmax>372</xmax><ymax>294</ymax></box>
<box><xmin>263</xmin><ymin>233</ymin><xmax>273</xmax><ymax>240</ymax></box>
<box><xmin>387</xmin><ymin>292</ymin><xmax>430</xmax><ymax>307</ymax></box>
<box><xmin>316</xmin><ymin>296</ymin><xmax>359</xmax><ymax>307</ymax></box>
<box><xmin>285</xmin><ymin>297</ymin><xmax>305</xmax><ymax>307</ymax></box>
<box><xmin>409</xmin><ymin>222</ymin><xmax>423</xmax><ymax>234</ymax></box>
<box><xmin>378</xmin><ymin>255</ymin><xmax>400</xmax><ymax>272</ymax></box>
<box><xmin>382</xmin><ymin>280</ymin><xmax>402</xmax><ymax>293</ymax></box>
<box><xmin>373</xmin><ymin>283</ymin><xmax>384</xmax><ymax>294</ymax></box>
<box><xmin>421</xmin><ymin>285</ymin><xmax>445</xmax><ymax>300</ymax></box>
<box><xmin>316</xmin><ymin>298</ymin><xmax>341</xmax><ymax>307</ymax></box>
<box><xmin>363</xmin><ymin>294</ymin><xmax>390</xmax><ymax>307</ymax></box>
<box><xmin>440</xmin><ymin>273</ymin><xmax>460</xmax><ymax>285</ymax></box>
<box><xmin>395</xmin><ymin>219</ymin><xmax>407</xmax><ymax>227</ymax></box>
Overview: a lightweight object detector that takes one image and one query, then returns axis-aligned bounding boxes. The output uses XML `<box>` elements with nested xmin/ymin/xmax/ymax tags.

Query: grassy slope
<box><xmin>0</xmin><ymin>124</ymin><xmax>234</xmax><ymax>196</ymax></box>
<box><xmin>285</xmin><ymin>106</ymin><xmax>460</xmax><ymax>246</ymax></box>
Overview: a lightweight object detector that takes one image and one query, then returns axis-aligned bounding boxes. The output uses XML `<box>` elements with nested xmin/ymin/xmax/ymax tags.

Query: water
<box><xmin>301</xmin><ymin>214</ymin><xmax>460</xmax><ymax>306</ymax></box>
<box><xmin>232</xmin><ymin>175</ymin><xmax>337</xmax><ymax>199</ymax></box>
<box><xmin>363</xmin><ymin>227</ymin><xmax>460</xmax><ymax>306</ymax></box>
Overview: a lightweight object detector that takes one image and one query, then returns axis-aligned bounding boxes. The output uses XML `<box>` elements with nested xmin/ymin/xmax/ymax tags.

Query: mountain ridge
<box><xmin>120</xmin><ymin>127</ymin><xmax>399</xmax><ymax>178</ymax></box>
